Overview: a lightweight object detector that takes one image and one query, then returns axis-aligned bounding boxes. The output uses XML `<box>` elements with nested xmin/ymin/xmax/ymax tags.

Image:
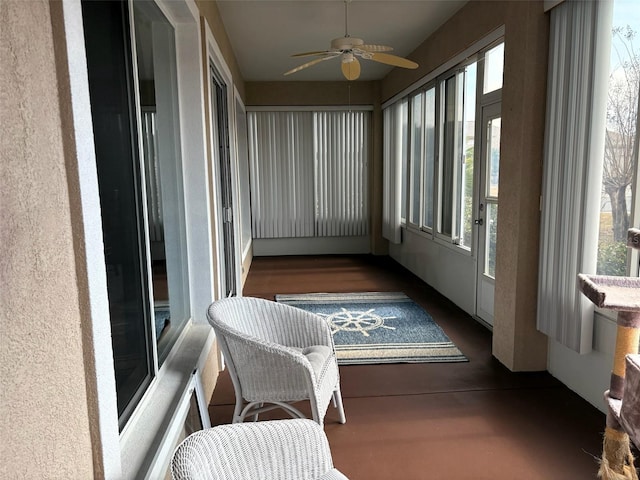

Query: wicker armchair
<box><xmin>207</xmin><ymin>296</ymin><xmax>346</xmax><ymax>425</ymax></box>
<box><xmin>170</xmin><ymin>419</ymin><xmax>349</xmax><ymax>480</ymax></box>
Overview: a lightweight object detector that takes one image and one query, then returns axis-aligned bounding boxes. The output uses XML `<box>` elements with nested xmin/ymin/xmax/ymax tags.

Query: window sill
<box><xmin>119</xmin><ymin>322</ymin><xmax>215</xmax><ymax>479</ymax></box>
<box><xmin>402</xmin><ymin>225</ymin><xmax>474</xmax><ymax>257</ymax></box>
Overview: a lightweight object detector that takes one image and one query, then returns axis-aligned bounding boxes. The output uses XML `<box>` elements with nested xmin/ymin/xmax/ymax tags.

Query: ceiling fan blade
<box><xmin>341</xmin><ymin>57</ymin><xmax>361</xmax><ymax>81</ymax></box>
<box><xmin>291</xmin><ymin>50</ymin><xmax>332</xmax><ymax>58</ymax></box>
<box><xmin>358</xmin><ymin>44</ymin><xmax>393</xmax><ymax>53</ymax></box>
<box><xmin>369</xmin><ymin>52</ymin><xmax>418</xmax><ymax>69</ymax></box>
<box><xmin>284</xmin><ymin>55</ymin><xmax>336</xmax><ymax>76</ymax></box>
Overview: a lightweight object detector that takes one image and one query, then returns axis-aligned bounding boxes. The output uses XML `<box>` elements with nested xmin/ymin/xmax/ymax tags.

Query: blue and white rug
<box><xmin>275</xmin><ymin>292</ymin><xmax>467</xmax><ymax>365</ymax></box>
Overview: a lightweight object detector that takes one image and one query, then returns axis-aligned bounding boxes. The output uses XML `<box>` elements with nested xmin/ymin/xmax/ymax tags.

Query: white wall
<box><xmin>389</xmin><ymin>227</ymin><xmax>476</xmax><ymax>316</ymax></box>
<box><xmin>253</xmin><ymin>236</ymin><xmax>371</xmax><ymax>256</ymax></box>
<box><xmin>548</xmin><ymin>312</ymin><xmax>616</xmax><ymax>414</ymax></box>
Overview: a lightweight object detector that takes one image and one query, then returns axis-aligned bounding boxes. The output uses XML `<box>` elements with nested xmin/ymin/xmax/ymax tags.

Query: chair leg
<box><xmin>232</xmin><ymin>396</ymin><xmax>244</xmax><ymax>423</ymax></box>
<box><xmin>333</xmin><ymin>388</ymin><xmax>346</xmax><ymax>424</ymax></box>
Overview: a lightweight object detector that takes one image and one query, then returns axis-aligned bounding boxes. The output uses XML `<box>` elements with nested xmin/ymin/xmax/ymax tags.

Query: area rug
<box><xmin>275</xmin><ymin>292</ymin><xmax>467</xmax><ymax>365</ymax></box>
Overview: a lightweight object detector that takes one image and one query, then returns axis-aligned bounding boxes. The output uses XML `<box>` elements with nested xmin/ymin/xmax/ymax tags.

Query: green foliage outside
<box><xmin>597</xmin><ymin>241</ymin><xmax>628</xmax><ymax>276</ymax></box>
<box><xmin>462</xmin><ymin>146</ymin><xmax>474</xmax><ymax>247</ymax></box>
<box><xmin>597</xmin><ymin>213</ymin><xmax>628</xmax><ymax>275</ymax></box>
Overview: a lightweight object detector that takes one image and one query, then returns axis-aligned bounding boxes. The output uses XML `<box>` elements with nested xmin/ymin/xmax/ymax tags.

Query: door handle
<box><xmin>474</xmin><ymin>218</ymin><xmax>484</xmax><ymax>226</ymax></box>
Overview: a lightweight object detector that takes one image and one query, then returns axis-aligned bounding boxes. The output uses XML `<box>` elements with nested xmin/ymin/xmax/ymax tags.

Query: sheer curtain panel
<box><xmin>537</xmin><ymin>0</ymin><xmax>613</xmax><ymax>353</ymax></box>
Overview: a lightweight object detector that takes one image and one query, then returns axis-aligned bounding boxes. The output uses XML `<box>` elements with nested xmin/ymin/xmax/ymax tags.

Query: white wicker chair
<box><xmin>170</xmin><ymin>419</ymin><xmax>349</xmax><ymax>480</ymax></box>
<box><xmin>207</xmin><ymin>296</ymin><xmax>346</xmax><ymax>426</ymax></box>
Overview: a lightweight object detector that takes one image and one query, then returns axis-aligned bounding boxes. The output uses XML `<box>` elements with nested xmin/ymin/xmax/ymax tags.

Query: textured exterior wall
<box><xmin>493</xmin><ymin>1</ymin><xmax>549</xmax><ymax>371</ymax></box>
<box><xmin>381</xmin><ymin>1</ymin><xmax>549</xmax><ymax>371</ymax></box>
<box><xmin>0</xmin><ymin>1</ymin><xmax>95</xmax><ymax>477</ymax></box>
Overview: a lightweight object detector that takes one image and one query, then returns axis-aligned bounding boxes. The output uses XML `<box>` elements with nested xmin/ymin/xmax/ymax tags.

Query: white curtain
<box><xmin>382</xmin><ymin>101</ymin><xmax>405</xmax><ymax>244</ymax></box>
<box><xmin>248</xmin><ymin>110</ymin><xmax>370</xmax><ymax>239</ymax></box>
<box><xmin>537</xmin><ymin>0</ymin><xmax>613</xmax><ymax>354</ymax></box>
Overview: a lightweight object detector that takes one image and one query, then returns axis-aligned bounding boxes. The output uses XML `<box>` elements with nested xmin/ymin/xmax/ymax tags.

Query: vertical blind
<box><xmin>248</xmin><ymin>110</ymin><xmax>370</xmax><ymax>239</ymax></box>
<box><xmin>382</xmin><ymin>102</ymin><xmax>404</xmax><ymax>244</ymax></box>
<box><xmin>537</xmin><ymin>0</ymin><xmax>612</xmax><ymax>354</ymax></box>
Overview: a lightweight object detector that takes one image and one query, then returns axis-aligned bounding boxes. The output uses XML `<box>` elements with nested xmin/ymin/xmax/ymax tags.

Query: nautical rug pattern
<box><xmin>275</xmin><ymin>292</ymin><xmax>467</xmax><ymax>365</ymax></box>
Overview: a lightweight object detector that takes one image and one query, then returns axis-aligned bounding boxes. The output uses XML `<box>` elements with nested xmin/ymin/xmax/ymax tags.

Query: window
<box><xmin>248</xmin><ymin>109</ymin><xmax>370</xmax><ymax>238</ymax></box>
<box><xmin>82</xmin><ymin>0</ymin><xmax>190</xmax><ymax>429</ymax></box>
<box><xmin>409</xmin><ymin>92</ymin><xmax>424</xmax><ymax>227</ymax></box>
<box><xmin>437</xmin><ymin>63</ymin><xmax>477</xmax><ymax>248</ymax></box>
<box><xmin>483</xmin><ymin>43</ymin><xmax>504</xmax><ymax>94</ymax></box>
<box><xmin>423</xmin><ymin>88</ymin><xmax>437</xmax><ymax>230</ymax></box>
<box><xmin>597</xmin><ymin>0</ymin><xmax>640</xmax><ymax>277</ymax></box>
<box><xmin>399</xmin><ymin>99</ymin><xmax>409</xmax><ymax>222</ymax></box>
<box><xmin>383</xmin><ymin>42</ymin><xmax>501</xmax><ymax>254</ymax></box>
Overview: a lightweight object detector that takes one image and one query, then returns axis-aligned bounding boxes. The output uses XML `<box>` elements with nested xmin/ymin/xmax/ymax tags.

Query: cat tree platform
<box><xmin>578</xmin><ymin>228</ymin><xmax>640</xmax><ymax>479</ymax></box>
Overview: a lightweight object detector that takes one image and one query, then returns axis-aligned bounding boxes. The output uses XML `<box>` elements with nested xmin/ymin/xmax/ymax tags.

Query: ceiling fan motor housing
<box><xmin>331</xmin><ymin>36</ymin><xmax>364</xmax><ymax>51</ymax></box>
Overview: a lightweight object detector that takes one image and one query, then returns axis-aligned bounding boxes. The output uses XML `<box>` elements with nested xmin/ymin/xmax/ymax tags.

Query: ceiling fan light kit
<box><xmin>284</xmin><ymin>1</ymin><xmax>419</xmax><ymax>81</ymax></box>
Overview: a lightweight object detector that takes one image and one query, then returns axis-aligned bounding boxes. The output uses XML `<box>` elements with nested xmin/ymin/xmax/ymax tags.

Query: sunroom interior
<box><xmin>3</xmin><ymin>0</ymin><xmax>639</xmax><ymax>478</ymax></box>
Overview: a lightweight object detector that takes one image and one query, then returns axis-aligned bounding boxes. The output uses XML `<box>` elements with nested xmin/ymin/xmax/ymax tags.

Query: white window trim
<box><xmin>63</xmin><ymin>0</ymin><xmax>217</xmax><ymax>477</ymax></box>
<box><xmin>382</xmin><ymin>26</ymin><xmax>505</xmax><ymax>109</ymax></box>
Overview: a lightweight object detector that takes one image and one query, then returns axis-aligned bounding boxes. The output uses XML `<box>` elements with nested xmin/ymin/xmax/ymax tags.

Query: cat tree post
<box><xmin>579</xmin><ymin>228</ymin><xmax>640</xmax><ymax>480</ymax></box>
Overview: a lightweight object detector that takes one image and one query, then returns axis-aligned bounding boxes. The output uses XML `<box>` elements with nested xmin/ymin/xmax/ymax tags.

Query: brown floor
<box><xmin>210</xmin><ymin>255</ymin><xmax>610</xmax><ymax>479</ymax></box>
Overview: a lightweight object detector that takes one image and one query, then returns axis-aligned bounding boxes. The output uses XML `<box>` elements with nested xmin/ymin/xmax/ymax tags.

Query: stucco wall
<box><xmin>0</xmin><ymin>1</ymin><xmax>94</xmax><ymax>477</ymax></box>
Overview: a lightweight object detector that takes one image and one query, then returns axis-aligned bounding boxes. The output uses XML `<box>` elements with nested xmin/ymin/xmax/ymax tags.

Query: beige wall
<box><xmin>381</xmin><ymin>1</ymin><xmax>549</xmax><ymax>370</ymax></box>
<box><xmin>246</xmin><ymin>80</ymin><xmax>378</xmax><ymax>106</ymax></box>
<box><xmin>197</xmin><ymin>0</ymin><xmax>246</xmax><ymax>102</ymax></box>
<box><xmin>1</xmin><ymin>1</ymin><xmax>95</xmax><ymax>477</ymax></box>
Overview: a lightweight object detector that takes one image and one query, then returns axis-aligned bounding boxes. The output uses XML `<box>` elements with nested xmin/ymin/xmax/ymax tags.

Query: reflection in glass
<box><xmin>81</xmin><ymin>0</ymin><xmax>153</xmax><ymax>430</ymax></box>
<box><xmin>134</xmin><ymin>1</ymin><xmax>190</xmax><ymax>366</ymax></box>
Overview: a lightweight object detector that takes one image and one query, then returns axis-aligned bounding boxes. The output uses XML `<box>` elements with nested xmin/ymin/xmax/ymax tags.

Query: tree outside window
<box><xmin>598</xmin><ymin>23</ymin><xmax>639</xmax><ymax>276</ymax></box>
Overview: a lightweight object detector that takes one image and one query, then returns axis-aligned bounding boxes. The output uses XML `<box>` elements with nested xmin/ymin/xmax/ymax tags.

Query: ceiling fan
<box><xmin>284</xmin><ymin>0</ymin><xmax>419</xmax><ymax>81</ymax></box>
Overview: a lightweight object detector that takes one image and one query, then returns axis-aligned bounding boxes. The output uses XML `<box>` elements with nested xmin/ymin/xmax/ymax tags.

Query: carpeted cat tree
<box><xmin>579</xmin><ymin>228</ymin><xmax>640</xmax><ymax>480</ymax></box>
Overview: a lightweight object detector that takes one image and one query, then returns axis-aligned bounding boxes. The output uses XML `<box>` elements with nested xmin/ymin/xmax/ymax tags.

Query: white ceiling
<box><xmin>216</xmin><ymin>1</ymin><xmax>468</xmax><ymax>82</ymax></box>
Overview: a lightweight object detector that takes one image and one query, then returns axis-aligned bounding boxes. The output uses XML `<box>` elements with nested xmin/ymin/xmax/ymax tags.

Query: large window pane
<box><xmin>400</xmin><ymin>99</ymin><xmax>409</xmax><ymax>221</ymax></box>
<box><xmin>422</xmin><ymin>88</ymin><xmax>436</xmax><ymax>229</ymax></box>
<box><xmin>597</xmin><ymin>1</ymin><xmax>639</xmax><ymax>276</ymax></box>
<box><xmin>440</xmin><ymin>75</ymin><xmax>458</xmax><ymax>237</ymax></box>
<box><xmin>460</xmin><ymin>64</ymin><xmax>477</xmax><ymax>249</ymax></box>
<box><xmin>134</xmin><ymin>1</ymin><xmax>190</xmax><ymax>365</ymax></box>
<box><xmin>82</xmin><ymin>0</ymin><xmax>153</xmax><ymax>429</ymax></box>
<box><xmin>409</xmin><ymin>92</ymin><xmax>423</xmax><ymax>225</ymax></box>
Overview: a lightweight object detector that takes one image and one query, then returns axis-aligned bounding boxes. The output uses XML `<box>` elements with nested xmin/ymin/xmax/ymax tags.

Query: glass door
<box><xmin>210</xmin><ymin>65</ymin><xmax>237</xmax><ymax>297</ymax></box>
<box><xmin>475</xmin><ymin>102</ymin><xmax>501</xmax><ymax>326</ymax></box>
